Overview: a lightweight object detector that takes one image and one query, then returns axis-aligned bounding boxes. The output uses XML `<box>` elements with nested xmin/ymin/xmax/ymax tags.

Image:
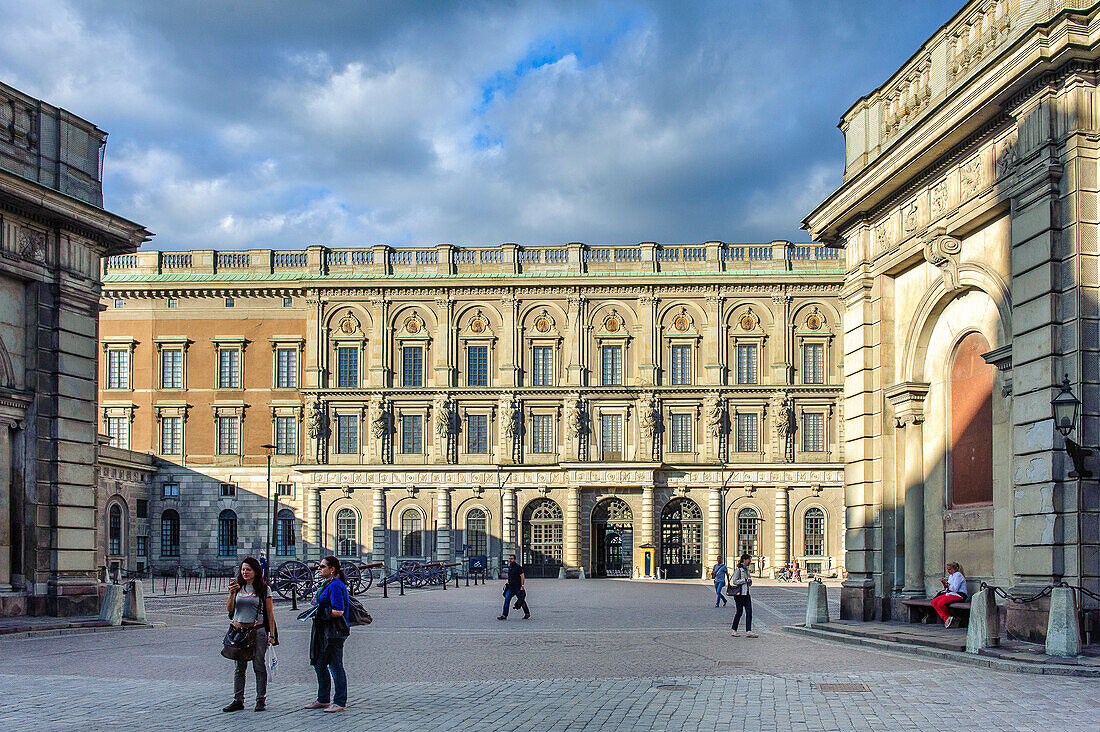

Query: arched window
<box><xmin>803</xmin><ymin>507</ymin><xmax>825</xmax><ymax>557</ymax></box>
<box><xmin>275</xmin><ymin>509</ymin><xmax>295</xmax><ymax>556</ymax></box>
<box><xmin>108</xmin><ymin>504</ymin><xmax>123</xmax><ymax>556</ymax></box>
<box><xmin>465</xmin><ymin>508</ymin><xmax>487</xmax><ymax>557</ymax></box>
<box><xmin>218</xmin><ymin>510</ymin><xmax>237</xmax><ymax>557</ymax></box>
<box><xmin>336</xmin><ymin>508</ymin><xmax>358</xmax><ymax>557</ymax></box>
<box><xmin>736</xmin><ymin>507</ymin><xmax>760</xmax><ymax>559</ymax></box>
<box><xmin>160</xmin><ymin>510</ymin><xmax>180</xmax><ymax>557</ymax></box>
<box><xmin>401</xmin><ymin>508</ymin><xmax>423</xmax><ymax>557</ymax></box>
<box><xmin>949</xmin><ymin>332</ymin><xmax>994</xmax><ymax>506</ymax></box>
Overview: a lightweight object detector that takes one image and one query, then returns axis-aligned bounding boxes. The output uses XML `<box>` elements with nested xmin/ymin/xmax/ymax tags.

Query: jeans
<box><xmin>731</xmin><ymin>594</ymin><xmax>752</xmax><ymax>631</ymax></box>
<box><xmin>233</xmin><ymin>629</ymin><xmax>268</xmax><ymax>702</ymax></box>
<box><xmin>931</xmin><ymin>592</ymin><xmax>964</xmax><ymax>621</ymax></box>
<box><xmin>714</xmin><ymin>580</ymin><xmax>727</xmax><ymax>606</ymax></box>
<box><xmin>502</xmin><ymin>588</ymin><xmax>529</xmax><ymax>618</ymax></box>
<box><xmin>314</xmin><ymin>642</ymin><xmax>347</xmax><ymax>707</ymax></box>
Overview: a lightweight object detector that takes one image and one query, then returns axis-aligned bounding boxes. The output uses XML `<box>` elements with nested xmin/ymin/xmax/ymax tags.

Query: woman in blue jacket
<box><xmin>303</xmin><ymin>556</ymin><xmax>350</xmax><ymax>713</ymax></box>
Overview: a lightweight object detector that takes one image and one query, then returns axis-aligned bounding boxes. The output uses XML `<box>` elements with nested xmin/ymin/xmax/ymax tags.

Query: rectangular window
<box><xmin>217</xmin><ymin>349</ymin><xmax>240</xmax><ymax>388</ymax></box>
<box><xmin>225</xmin><ymin>297</ymin><xmax>234</xmax><ymax>307</ymax></box>
<box><xmin>802</xmin><ymin>343</ymin><xmax>825</xmax><ymax>384</ymax></box>
<box><xmin>166</xmin><ymin>297</ymin><xmax>178</xmax><ymax>309</ymax></box>
<box><xmin>532</xmin><ymin>346</ymin><xmax>553</xmax><ymax>386</ymax></box>
<box><xmin>802</xmin><ymin>412</ymin><xmax>825</xmax><ymax>452</ymax></box>
<box><xmin>276</xmin><ymin>348</ymin><xmax>298</xmax><ymax>388</ymax></box>
<box><xmin>736</xmin><ymin>413</ymin><xmax>759</xmax><ymax>452</ymax></box>
<box><xmin>217</xmin><ymin>415</ymin><xmax>240</xmax><ymax>455</ymax></box>
<box><xmin>531</xmin><ymin>414</ymin><xmax>553</xmax><ymax>453</ymax></box>
<box><xmin>276</xmin><ymin>483</ymin><xmax>294</xmax><ymax>498</ymax></box>
<box><xmin>160</xmin><ymin>349</ymin><xmax>182</xmax><ymax>389</ymax></box>
<box><xmin>402</xmin><ymin>347</ymin><xmax>423</xmax><ymax>387</ymax></box>
<box><xmin>467</xmin><ymin>345</ymin><xmax>488</xmax><ymax>386</ymax></box>
<box><xmin>136</xmin><ymin>536</ymin><xmax>147</xmax><ymax>557</ymax></box>
<box><xmin>336</xmin><ymin>414</ymin><xmax>358</xmax><ymax>454</ymax></box>
<box><xmin>401</xmin><ymin>414</ymin><xmax>423</xmax><ymax>454</ymax></box>
<box><xmin>162</xmin><ymin>483</ymin><xmax>179</xmax><ymax>498</ymax></box>
<box><xmin>736</xmin><ymin>344</ymin><xmax>758</xmax><ymax>385</ymax></box>
<box><xmin>282</xmin><ymin>297</ymin><xmax>293</xmax><ymax>307</ymax></box>
<box><xmin>220</xmin><ymin>483</ymin><xmax>236</xmax><ymax>498</ymax></box>
<box><xmin>107</xmin><ymin>350</ymin><xmax>130</xmax><ymax>389</ymax></box>
<box><xmin>600</xmin><ymin>413</ymin><xmax>623</xmax><ymax>460</ymax></box>
<box><xmin>601</xmin><ymin>345</ymin><xmax>622</xmax><ymax>386</ymax></box>
<box><xmin>335</xmin><ymin>346</ymin><xmax>358</xmax><ymax>388</ymax></box>
<box><xmin>671</xmin><ymin>345</ymin><xmax>691</xmax><ymax>385</ymax></box>
<box><xmin>106</xmin><ymin>416</ymin><xmax>130</xmax><ymax>449</ymax></box>
<box><xmin>670</xmin><ymin>413</ymin><xmax>691</xmax><ymax>453</ymax></box>
<box><xmin>113</xmin><ymin>299</ymin><xmax>124</xmax><ymax>308</ymax></box>
<box><xmin>275</xmin><ymin>415</ymin><xmax>297</xmax><ymax>455</ymax></box>
<box><xmin>160</xmin><ymin>416</ymin><xmax>181</xmax><ymax>455</ymax></box>
<box><xmin>136</xmin><ymin>500</ymin><xmax>148</xmax><ymax>519</ymax></box>
<box><xmin>466</xmin><ymin>414</ymin><xmax>487</xmax><ymax>454</ymax></box>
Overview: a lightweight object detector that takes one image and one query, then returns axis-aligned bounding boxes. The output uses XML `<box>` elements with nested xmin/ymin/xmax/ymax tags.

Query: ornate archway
<box><xmin>660</xmin><ymin>498</ymin><xmax>702</xmax><ymax>578</ymax></box>
<box><xmin>521</xmin><ymin>498</ymin><xmax>563</xmax><ymax>578</ymax></box>
<box><xmin>591</xmin><ymin>498</ymin><xmax>633</xmax><ymax>577</ymax></box>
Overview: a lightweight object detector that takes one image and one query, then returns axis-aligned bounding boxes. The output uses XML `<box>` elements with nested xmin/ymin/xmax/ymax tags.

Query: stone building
<box><xmin>94</xmin><ymin>435</ymin><xmax>155</xmax><ymax>579</ymax></box>
<box><xmin>0</xmin><ymin>81</ymin><xmax>150</xmax><ymax>616</ymax></box>
<box><xmin>99</xmin><ymin>241</ymin><xmax>844</xmax><ymax>579</ymax></box>
<box><xmin>804</xmin><ymin>0</ymin><xmax>1100</xmax><ymax>637</ymax></box>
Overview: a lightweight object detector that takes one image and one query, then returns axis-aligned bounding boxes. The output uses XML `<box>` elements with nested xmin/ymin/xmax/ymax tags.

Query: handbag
<box><xmin>348</xmin><ymin>596</ymin><xmax>373</xmax><ymax>626</ymax></box>
<box><xmin>221</xmin><ymin>625</ymin><xmax>256</xmax><ymax>661</ymax></box>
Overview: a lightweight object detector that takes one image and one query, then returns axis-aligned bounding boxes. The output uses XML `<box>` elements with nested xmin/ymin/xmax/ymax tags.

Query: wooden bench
<box><xmin>901</xmin><ymin>597</ymin><xmax>971</xmax><ymax>625</ymax></box>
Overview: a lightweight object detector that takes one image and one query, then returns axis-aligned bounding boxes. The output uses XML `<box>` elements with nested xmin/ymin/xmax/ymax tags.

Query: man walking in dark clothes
<box><xmin>497</xmin><ymin>555</ymin><xmax>530</xmax><ymax>620</ymax></box>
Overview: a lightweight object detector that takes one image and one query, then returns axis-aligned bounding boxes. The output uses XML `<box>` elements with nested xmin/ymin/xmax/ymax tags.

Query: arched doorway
<box><xmin>660</xmin><ymin>498</ymin><xmax>702</xmax><ymax>578</ymax></box>
<box><xmin>521</xmin><ymin>498</ymin><xmax>563</xmax><ymax>578</ymax></box>
<box><xmin>592</xmin><ymin>498</ymin><xmax>633</xmax><ymax>577</ymax></box>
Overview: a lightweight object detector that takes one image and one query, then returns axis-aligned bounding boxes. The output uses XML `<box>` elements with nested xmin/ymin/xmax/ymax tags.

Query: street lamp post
<box><xmin>262</xmin><ymin>444</ymin><xmax>276</xmax><ymax>563</ymax></box>
<box><xmin>1052</xmin><ymin>375</ymin><xmax>1092</xmax><ymax>479</ymax></box>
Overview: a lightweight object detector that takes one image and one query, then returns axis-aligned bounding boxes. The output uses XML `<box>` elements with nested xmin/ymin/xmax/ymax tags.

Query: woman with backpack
<box><xmin>303</xmin><ymin>556</ymin><xmax>350</xmax><ymax>713</ymax></box>
<box><xmin>223</xmin><ymin>556</ymin><xmax>278</xmax><ymax>712</ymax></box>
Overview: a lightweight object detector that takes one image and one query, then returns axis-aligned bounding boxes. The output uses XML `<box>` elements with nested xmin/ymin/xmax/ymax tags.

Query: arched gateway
<box><xmin>521</xmin><ymin>498</ymin><xmax>564</xmax><ymax>578</ymax></box>
<box><xmin>660</xmin><ymin>498</ymin><xmax>702</xmax><ymax>578</ymax></box>
<box><xmin>591</xmin><ymin>498</ymin><xmax>633</xmax><ymax>577</ymax></box>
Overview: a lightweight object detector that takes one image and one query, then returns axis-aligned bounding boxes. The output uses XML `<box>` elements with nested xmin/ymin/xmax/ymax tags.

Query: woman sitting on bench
<box><xmin>931</xmin><ymin>561</ymin><xmax>968</xmax><ymax>628</ymax></box>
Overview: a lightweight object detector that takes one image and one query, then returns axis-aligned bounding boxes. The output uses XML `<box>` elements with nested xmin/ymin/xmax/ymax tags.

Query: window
<box><xmin>336</xmin><ymin>346</ymin><xmax>358</xmax><ymax>388</ymax></box>
<box><xmin>737</xmin><ymin>507</ymin><xmax>760</xmax><ymax>558</ymax></box>
<box><xmin>220</xmin><ymin>483</ymin><xmax>236</xmax><ymax>498</ymax></box>
<box><xmin>225</xmin><ymin>297</ymin><xmax>235</xmax><ymax>307</ymax></box>
<box><xmin>401</xmin><ymin>414</ymin><xmax>423</xmax><ymax>454</ymax></box>
<box><xmin>467</xmin><ymin>345</ymin><xmax>488</xmax><ymax>386</ymax></box>
<box><xmin>136</xmin><ymin>499</ymin><xmax>148</xmax><ymax>518</ymax></box>
<box><xmin>160</xmin><ymin>349</ymin><xmax>182</xmax><ymax>389</ymax></box>
<box><xmin>136</xmin><ymin>536</ymin><xmax>147</xmax><ymax>558</ymax></box>
<box><xmin>108</xmin><ymin>505</ymin><xmax>123</xmax><ymax>555</ymax></box>
<box><xmin>106</xmin><ymin>416</ymin><xmax>130</xmax><ymax>450</ymax></box>
<box><xmin>160</xmin><ymin>510</ymin><xmax>180</xmax><ymax>557</ymax></box>
<box><xmin>217</xmin><ymin>349</ymin><xmax>240</xmax><ymax>388</ymax></box>
<box><xmin>601</xmin><ymin>345</ymin><xmax>622</xmax><ymax>386</ymax></box>
<box><xmin>275</xmin><ymin>416</ymin><xmax>297</xmax><ymax>455</ymax></box>
<box><xmin>671</xmin><ymin>345</ymin><xmax>691</xmax><ymax>385</ymax></box>
<box><xmin>736</xmin><ymin>413</ymin><xmax>758</xmax><ymax>452</ymax></box>
<box><xmin>804</xmin><ymin>507</ymin><xmax>825</xmax><ymax>556</ymax></box>
<box><xmin>113</xmin><ymin>299</ymin><xmax>124</xmax><ymax>308</ymax></box>
<box><xmin>217</xmin><ymin>510</ymin><xmax>237</xmax><ymax>556</ymax></box>
<box><xmin>276</xmin><ymin>482</ymin><xmax>294</xmax><ymax>498</ymax></box>
<box><xmin>670</xmin><ymin>413</ymin><xmax>691</xmax><ymax>453</ymax></box>
<box><xmin>282</xmin><ymin>297</ymin><xmax>293</xmax><ymax>307</ymax></box>
<box><xmin>401</xmin><ymin>509</ymin><xmax>423</xmax><ymax>556</ymax></box>
<box><xmin>802</xmin><ymin>343</ymin><xmax>825</xmax><ymax>385</ymax></box>
<box><xmin>736</xmin><ymin>344</ymin><xmax>757</xmax><ymax>384</ymax></box>
<box><xmin>162</xmin><ymin>483</ymin><xmax>179</xmax><ymax>499</ymax></box>
<box><xmin>336</xmin><ymin>508</ymin><xmax>358</xmax><ymax>557</ymax></box>
<box><xmin>160</xmin><ymin>416</ymin><xmax>182</xmax><ymax>455</ymax></box>
<box><xmin>802</xmin><ymin>412</ymin><xmax>825</xmax><ymax>452</ymax></box>
<box><xmin>217</xmin><ymin>415</ymin><xmax>240</xmax><ymax>455</ymax></box>
<box><xmin>402</xmin><ymin>346</ymin><xmax>423</xmax><ymax>386</ymax></box>
<box><xmin>465</xmin><ymin>508</ymin><xmax>488</xmax><ymax>557</ymax></box>
<box><xmin>107</xmin><ymin>349</ymin><xmax>130</xmax><ymax>389</ymax></box>
<box><xmin>466</xmin><ymin>414</ymin><xmax>487</xmax><ymax>454</ymax></box>
<box><xmin>336</xmin><ymin>414</ymin><xmax>358</xmax><ymax>454</ymax></box>
<box><xmin>532</xmin><ymin>346</ymin><xmax>553</xmax><ymax>386</ymax></box>
<box><xmin>531</xmin><ymin>414</ymin><xmax>553</xmax><ymax>453</ymax></box>
<box><xmin>275</xmin><ymin>509</ymin><xmax>295</xmax><ymax>556</ymax></box>
<box><xmin>600</xmin><ymin>413</ymin><xmax>622</xmax><ymax>460</ymax></box>
<box><xmin>167</xmin><ymin>297</ymin><xmax>178</xmax><ymax>309</ymax></box>
<box><xmin>276</xmin><ymin>348</ymin><xmax>298</xmax><ymax>388</ymax></box>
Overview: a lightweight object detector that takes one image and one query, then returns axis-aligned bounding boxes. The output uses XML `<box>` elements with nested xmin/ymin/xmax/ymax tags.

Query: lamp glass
<box><xmin>1052</xmin><ymin>376</ymin><xmax>1080</xmax><ymax>438</ymax></box>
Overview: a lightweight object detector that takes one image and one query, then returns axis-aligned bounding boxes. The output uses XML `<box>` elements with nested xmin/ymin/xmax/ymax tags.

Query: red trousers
<box><xmin>930</xmin><ymin>592</ymin><xmax>964</xmax><ymax>621</ymax></box>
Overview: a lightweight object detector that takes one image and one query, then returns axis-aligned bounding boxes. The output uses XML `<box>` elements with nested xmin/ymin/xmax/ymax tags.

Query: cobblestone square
<box><xmin>1</xmin><ymin>580</ymin><xmax>1096</xmax><ymax>730</ymax></box>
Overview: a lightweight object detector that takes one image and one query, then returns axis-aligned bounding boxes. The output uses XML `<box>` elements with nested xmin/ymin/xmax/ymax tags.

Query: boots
<box><xmin>222</xmin><ymin>700</ymin><xmax>244</xmax><ymax>713</ymax></box>
<box><xmin>255</xmin><ymin>698</ymin><xmax>266</xmax><ymax>712</ymax></box>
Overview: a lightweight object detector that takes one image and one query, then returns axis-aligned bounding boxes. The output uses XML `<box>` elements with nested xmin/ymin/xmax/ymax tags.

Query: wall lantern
<box><xmin>1051</xmin><ymin>375</ymin><xmax>1092</xmax><ymax>478</ymax></box>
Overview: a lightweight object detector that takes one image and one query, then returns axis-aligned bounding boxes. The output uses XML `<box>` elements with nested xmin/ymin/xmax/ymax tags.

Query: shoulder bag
<box><xmin>221</xmin><ymin>625</ymin><xmax>256</xmax><ymax>661</ymax></box>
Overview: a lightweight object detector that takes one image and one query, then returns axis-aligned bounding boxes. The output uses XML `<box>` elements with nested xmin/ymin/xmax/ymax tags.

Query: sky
<box><xmin>0</xmin><ymin>0</ymin><xmax>963</xmax><ymax>251</ymax></box>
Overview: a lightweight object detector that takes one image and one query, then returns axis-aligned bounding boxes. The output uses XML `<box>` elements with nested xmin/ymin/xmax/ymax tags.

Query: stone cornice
<box><xmin>884</xmin><ymin>381</ymin><xmax>931</xmax><ymax>427</ymax></box>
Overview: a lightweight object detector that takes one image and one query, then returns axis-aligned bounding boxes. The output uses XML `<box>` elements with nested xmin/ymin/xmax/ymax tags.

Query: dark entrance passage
<box><xmin>660</xmin><ymin>498</ymin><xmax>702</xmax><ymax>578</ymax></box>
<box><xmin>521</xmin><ymin>498</ymin><xmax>564</xmax><ymax>578</ymax></box>
<box><xmin>591</xmin><ymin>498</ymin><xmax>633</xmax><ymax>577</ymax></box>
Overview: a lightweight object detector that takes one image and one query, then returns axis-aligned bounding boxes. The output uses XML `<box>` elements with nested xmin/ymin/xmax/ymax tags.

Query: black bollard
<box><xmin>383</xmin><ymin>577</ymin><xmax>388</xmax><ymax>598</ymax></box>
<box><xmin>400</xmin><ymin>575</ymin><xmax>405</xmax><ymax>596</ymax></box>
<box><xmin>454</xmin><ymin>571</ymin><xmax>459</xmax><ymax>589</ymax></box>
<box><xmin>291</xmin><ymin>584</ymin><xmax>298</xmax><ymax>611</ymax></box>
<box><xmin>465</xmin><ymin>572</ymin><xmax>469</xmax><ymax>587</ymax></box>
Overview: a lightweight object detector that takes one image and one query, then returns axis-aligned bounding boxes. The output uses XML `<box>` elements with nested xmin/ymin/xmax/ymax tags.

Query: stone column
<box><xmin>307</xmin><ymin>486</ymin><xmax>322</xmax><ymax>559</ymax></box>
<box><xmin>372</xmin><ymin>488</ymin><xmax>386</xmax><ymax>565</ymax></box>
<box><xmin>641</xmin><ymin>486</ymin><xmax>654</xmax><ymax>546</ymax></box>
<box><xmin>434</xmin><ymin>297</ymin><xmax>454</xmax><ymax>387</ymax></box>
<box><xmin>707</xmin><ymin>487</ymin><xmax>722</xmax><ymax>570</ymax></box>
<box><xmin>502</xmin><ymin>487</ymin><xmax>517</xmax><ymax>559</ymax></box>
<box><xmin>886</xmin><ymin>382</ymin><xmax>930</xmax><ymax>596</ymax></box>
<box><xmin>436</xmin><ymin>488</ymin><xmax>451</xmax><ymax>561</ymax></box>
<box><xmin>637</xmin><ymin>294</ymin><xmax>658</xmax><ymax>386</ymax></box>
<box><xmin>0</xmin><ymin>419</ymin><xmax>17</xmax><ymax>589</ymax></box>
<box><xmin>565</xmin><ymin>487</ymin><xmax>581</xmax><ymax>571</ymax></box>
<box><xmin>771</xmin><ymin>292</ymin><xmax>792</xmax><ymax>383</ymax></box>
<box><xmin>774</xmin><ymin>487</ymin><xmax>789</xmax><ymax>570</ymax></box>
<box><xmin>705</xmin><ymin>294</ymin><xmax>725</xmax><ymax>384</ymax></box>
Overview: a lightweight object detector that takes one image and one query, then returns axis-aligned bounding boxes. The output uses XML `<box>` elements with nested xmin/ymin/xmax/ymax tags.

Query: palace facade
<box><xmin>98</xmin><ymin>241</ymin><xmax>844</xmax><ymax>579</ymax></box>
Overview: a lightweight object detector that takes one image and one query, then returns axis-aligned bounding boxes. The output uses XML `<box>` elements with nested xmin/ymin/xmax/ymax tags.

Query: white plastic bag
<box><xmin>268</xmin><ymin>646</ymin><xmax>278</xmax><ymax>682</ymax></box>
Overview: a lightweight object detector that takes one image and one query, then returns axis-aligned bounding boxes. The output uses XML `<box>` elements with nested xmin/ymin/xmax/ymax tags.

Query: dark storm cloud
<box><xmin>0</xmin><ymin>0</ymin><xmax>963</xmax><ymax>250</ymax></box>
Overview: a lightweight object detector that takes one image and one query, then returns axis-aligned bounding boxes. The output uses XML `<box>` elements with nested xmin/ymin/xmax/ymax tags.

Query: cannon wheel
<box><xmin>344</xmin><ymin>562</ymin><xmax>363</xmax><ymax>595</ymax></box>
<box><xmin>272</xmin><ymin>560</ymin><xmax>313</xmax><ymax>600</ymax></box>
<box><xmin>361</xmin><ymin>564</ymin><xmax>375</xmax><ymax>591</ymax></box>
